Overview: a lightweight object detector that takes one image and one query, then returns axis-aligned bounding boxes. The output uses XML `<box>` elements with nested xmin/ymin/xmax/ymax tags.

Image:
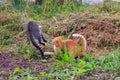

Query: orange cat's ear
<box><xmin>53</xmin><ymin>39</ymin><xmax>60</xmax><ymax>47</ymax></box>
<box><xmin>55</xmin><ymin>40</ymin><xmax>59</xmax><ymax>47</ymax></box>
<box><xmin>53</xmin><ymin>36</ymin><xmax>63</xmax><ymax>49</ymax></box>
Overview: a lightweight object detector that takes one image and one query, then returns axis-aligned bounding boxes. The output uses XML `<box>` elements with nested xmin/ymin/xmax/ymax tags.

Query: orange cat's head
<box><xmin>52</xmin><ymin>36</ymin><xmax>63</xmax><ymax>49</ymax></box>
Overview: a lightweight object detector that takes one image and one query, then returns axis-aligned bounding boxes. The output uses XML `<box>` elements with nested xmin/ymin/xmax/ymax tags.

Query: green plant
<box><xmin>43</xmin><ymin>49</ymin><xmax>98</xmax><ymax>79</ymax></box>
<box><xmin>115</xmin><ymin>77</ymin><xmax>120</xmax><ymax>80</ymax></box>
<box><xmin>98</xmin><ymin>47</ymin><xmax>120</xmax><ymax>72</ymax></box>
<box><xmin>58</xmin><ymin>46</ymin><xmax>81</xmax><ymax>63</ymax></box>
<box><xmin>13</xmin><ymin>67</ymin><xmax>23</xmax><ymax>74</ymax></box>
<box><xmin>46</xmin><ymin>57</ymin><xmax>97</xmax><ymax>79</ymax></box>
<box><xmin>116</xmin><ymin>21</ymin><xmax>120</xmax><ymax>27</ymax></box>
<box><xmin>9</xmin><ymin>68</ymin><xmax>37</xmax><ymax>80</ymax></box>
<box><xmin>11</xmin><ymin>0</ymin><xmax>26</xmax><ymax>11</ymax></box>
<box><xmin>61</xmin><ymin>35</ymin><xmax>67</xmax><ymax>40</ymax></box>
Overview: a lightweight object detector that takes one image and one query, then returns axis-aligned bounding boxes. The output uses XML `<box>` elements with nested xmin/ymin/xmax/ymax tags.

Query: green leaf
<box><xmin>13</xmin><ymin>67</ymin><xmax>23</xmax><ymax>74</ymax></box>
<box><xmin>115</xmin><ymin>77</ymin><xmax>120</xmax><ymax>80</ymax></box>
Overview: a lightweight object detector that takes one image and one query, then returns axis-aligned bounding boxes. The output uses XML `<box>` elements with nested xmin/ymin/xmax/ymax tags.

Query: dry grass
<box><xmin>39</xmin><ymin>10</ymin><xmax>120</xmax><ymax>55</ymax></box>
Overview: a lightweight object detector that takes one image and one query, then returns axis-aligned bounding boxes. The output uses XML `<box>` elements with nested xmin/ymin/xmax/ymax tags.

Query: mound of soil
<box><xmin>0</xmin><ymin>53</ymin><xmax>54</xmax><ymax>80</ymax></box>
<box><xmin>41</xmin><ymin>10</ymin><xmax>120</xmax><ymax>55</ymax></box>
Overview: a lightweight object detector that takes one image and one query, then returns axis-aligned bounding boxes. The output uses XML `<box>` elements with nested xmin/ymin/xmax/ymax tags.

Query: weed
<box><xmin>9</xmin><ymin>68</ymin><xmax>37</xmax><ymax>80</ymax></box>
<box><xmin>47</xmin><ymin>56</ymin><xmax>97</xmax><ymax>79</ymax></box>
<box><xmin>61</xmin><ymin>35</ymin><xmax>67</xmax><ymax>40</ymax></box>
<box><xmin>13</xmin><ymin>67</ymin><xmax>23</xmax><ymax>74</ymax></box>
<box><xmin>45</xmin><ymin>49</ymin><xmax>97</xmax><ymax>79</ymax></box>
<box><xmin>115</xmin><ymin>77</ymin><xmax>120</xmax><ymax>80</ymax></box>
<box><xmin>98</xmin><ymin>47</ymin><xmax>120</xmax><ymax>72</ymax></box>
<box><xmin>57</xmin><ymin>46</ymin><xmax>75</xmax><ymax>63</ymax></box>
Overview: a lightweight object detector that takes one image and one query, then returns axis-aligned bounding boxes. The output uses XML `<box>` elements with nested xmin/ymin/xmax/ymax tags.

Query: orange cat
<box><xmin>52</xmin><ymin>34</ymin><xmax>87</xmax><ymax>58</ymax></box>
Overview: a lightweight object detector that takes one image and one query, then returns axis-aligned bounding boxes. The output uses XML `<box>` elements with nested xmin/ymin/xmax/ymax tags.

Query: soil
<box><xmin>0</xmin><ymin>52</ymin><xmax>120</xmax><ymax>80</ymax></box>
<box><xmin>0</xmin><ymin>52</ymin><xmax>54</xmax><ymax>80</ymax></box>
<box><xmin>80</xmin><ymin>72</ymin><xmax>120</xmax><ymax>80</ymax></box>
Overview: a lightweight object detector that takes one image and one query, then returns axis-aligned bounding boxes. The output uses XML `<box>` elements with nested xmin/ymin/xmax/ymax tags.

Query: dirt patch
<box><xmin>1</xmin><ymin>52</ymin><xmax>120</xmax><ymax>80</ymax></box>
<box><xmin>0</xmin><ymin>52</ymin><xmax>54</xmax><ymax>80</ymax></box>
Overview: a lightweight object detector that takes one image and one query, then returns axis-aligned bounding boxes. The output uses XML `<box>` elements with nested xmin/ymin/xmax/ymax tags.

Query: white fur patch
<box><xmin>53</xmin><ymin>45</ymin><xmax>57</xmax><ymax>54</ymax></box>
<box><xmin>44</xmin><ymin>52</ymin><xmax>53</xmax><ymax>55</ymax></box>
<box><xmin>38</xmin><ymin>25</ymin><xmax>42</xmax><ymax>29</ymax></box>
<box><xmin>72</xmin><ymin>34</ymin><xmax>82</xmax><ymax>37</ymax></box>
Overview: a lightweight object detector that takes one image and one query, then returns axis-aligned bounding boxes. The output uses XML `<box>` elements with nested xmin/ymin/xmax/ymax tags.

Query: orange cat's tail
<box><xmin>72</xmin><ymin>34</ymin><xmax>87</xmax><ymax>52</ymax></box>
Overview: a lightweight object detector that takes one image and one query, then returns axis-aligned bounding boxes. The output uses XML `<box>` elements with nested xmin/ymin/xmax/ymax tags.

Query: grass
<box><xmin>0</xmin><ymin>0</ymin><xmax>90</xmax><ymax>58</ymax></box>
<box><xmin>2</xmin><ymin>1</ymin><xmax>120</xmax><ymax>50</ymax></box>
<box><xmin>0</xmin><ymin>1</ymin><xmax>120</xmax><ymax>79</ymax></box>
<box><xmin>95</xmin><ymin>1</ymin><xmax>120</xmax><ymax>14</ymax></box>
<box><xmin>0</xmin><ymin>1</ymin><xmax>90</xmax><ymax>55</ymax></box>
<box><xmin>10</xmin><ymin>0</ymin><xmax>91</xmax><ymax>20</ymax></box>
<box><xmin>99</xmin><ymin>47</ymin><xmax>120</xmax><ymax>72</ymax></box>
<box><xmin>8</xmin><ymin>68</ymin><xmax>38</xmax><ymax>80</ymax></box>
